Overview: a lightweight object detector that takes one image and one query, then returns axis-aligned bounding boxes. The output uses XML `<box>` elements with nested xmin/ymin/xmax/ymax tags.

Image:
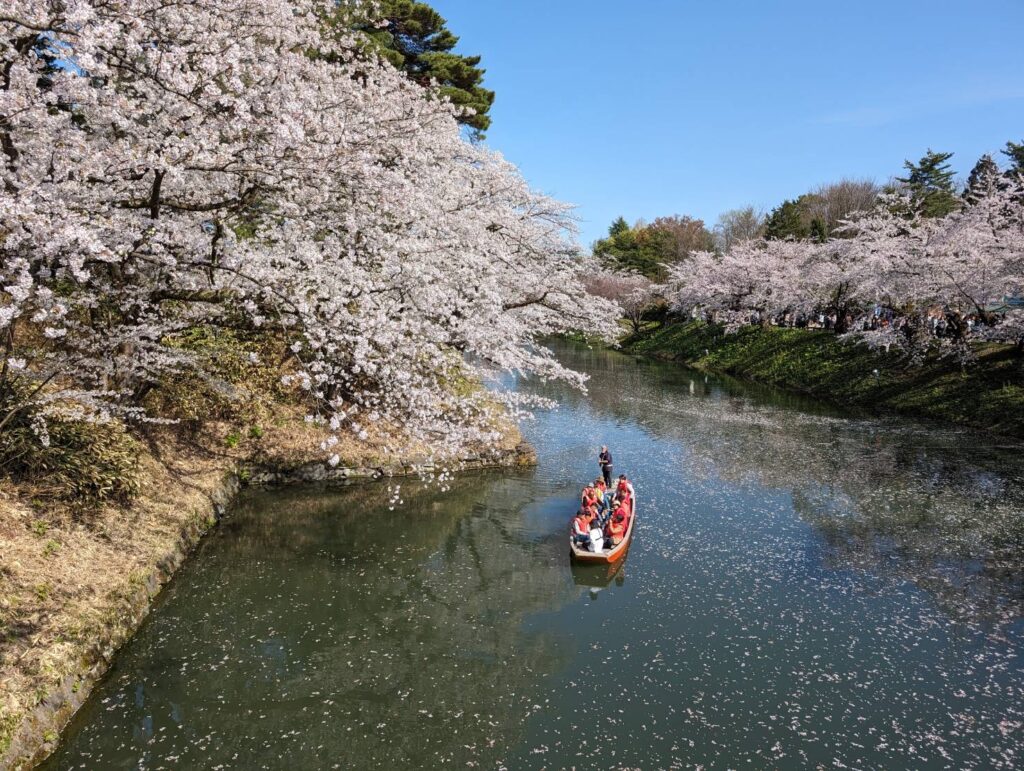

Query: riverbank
<box><xmin>0</xmin><ymin>413</ymin><xmax>533</xmax><ymax>770</ymax></box>
<box><xmin>622</xmin><ymin>321</ymin><xmax>1024</xmax><ymax>437</ymax></box>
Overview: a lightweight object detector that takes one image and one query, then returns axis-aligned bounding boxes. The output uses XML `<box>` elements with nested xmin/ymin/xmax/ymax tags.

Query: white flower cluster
<box><xmin>0</xmin><ymin>1</ymin><xmax>620</xmax><ymax>454</ymax></box>
<box><xmin>665</xmin><ymin>183</ymin><xmax>1024</xmax><ymax>351</ymax></box>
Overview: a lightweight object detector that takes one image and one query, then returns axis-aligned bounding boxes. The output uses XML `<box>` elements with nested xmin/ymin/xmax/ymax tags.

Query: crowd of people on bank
<box><xmin>571</xmin><ymin>446</ymin><xmax>635</xmax><ymax>552</ymax></box>
<box><xmin>693</xmin><ymin>303</ymin><xmax>1003</xmax><ymax>343</ymax></box>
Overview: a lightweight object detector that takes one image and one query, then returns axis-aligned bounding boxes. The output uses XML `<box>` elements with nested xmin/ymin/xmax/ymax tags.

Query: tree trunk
<box><xmin>833</xmin><ymin>305</ymin><xmax>849</xmax><ymax>334</ymax></box>
<box><xmin>945</xmin><ymin>311</ymin><xmax>968</xmax><ymax>343</ymax></box>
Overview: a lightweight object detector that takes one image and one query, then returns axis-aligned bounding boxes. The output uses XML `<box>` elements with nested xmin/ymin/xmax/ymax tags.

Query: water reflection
<box><xmin>534</xmin><ymin>341</ymin><xmax>1024</xmax><ymax>633</ymax></box>
<box><xmin>44</xmin><ymin>473</ymin><xmax>590</xmax><ymax>769</ymax></box>
<box><xmin>571</xmin><ymin>556</ymin><xmax>627</xmax><ymax>590</ymax></box>
<box><xmin>46</xmin><ymin>340</ymin><xmax>1024</xmax><ymax>770</ymax></box>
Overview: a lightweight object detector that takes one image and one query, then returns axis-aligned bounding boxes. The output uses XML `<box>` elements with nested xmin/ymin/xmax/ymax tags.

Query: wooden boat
<box><xmin>569</xmin><ymin>494</ymin><xmax>636</xmax><ymax>564</ymax></box>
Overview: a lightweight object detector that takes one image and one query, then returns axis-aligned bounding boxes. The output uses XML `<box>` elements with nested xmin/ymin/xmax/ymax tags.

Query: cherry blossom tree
<box><xmin>664</xmin><ymin>177</ymin><xmax>1024</xmax><ymax>355</ymax></box>
<box><xmin>667</xmin><ymin>239</ymin><xmax>817</xmax><ymax>329</ymax></box>
<box><xmin>583</xmin><ymin>271</ymin><xmax>662</xmax><ymax>335</ymax></box>
<box><xmin>0</xmin><ymin>0</ymin><xmax>620</xmax><ymax>459</ymax></box>
<box><xmin>841</xmin><ymin>185</ymin><xmax>1024</xmax><ymax>345</ymax></box>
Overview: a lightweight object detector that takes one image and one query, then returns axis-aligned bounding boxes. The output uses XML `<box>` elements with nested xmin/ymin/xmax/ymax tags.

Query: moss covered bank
<box><xmin>624</xmin><ymin>321</ymin><xmax>1024</xmax><ymax>437</ymax></box>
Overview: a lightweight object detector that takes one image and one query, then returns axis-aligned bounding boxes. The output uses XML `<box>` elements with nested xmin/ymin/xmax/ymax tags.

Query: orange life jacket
<box><xmin>606</xmin><ymin>515</ymin><xmax>626</xmax><ymax>541</ymax></box>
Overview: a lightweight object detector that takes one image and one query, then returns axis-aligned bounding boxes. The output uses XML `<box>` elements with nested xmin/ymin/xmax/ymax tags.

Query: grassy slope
<box><xmin>623</xmin><ymin>321</ymin><xmax>1024</xmax><ymax>437</ymax></box>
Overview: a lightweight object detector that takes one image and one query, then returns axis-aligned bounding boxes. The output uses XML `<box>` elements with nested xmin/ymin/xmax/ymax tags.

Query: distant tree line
<box><xmin>660</xmin><ymin>140</ymin><xmax>1024</xmax><ymax>354</ymax></box>
<box><xmin>593</xmin><ymin>145</ymin><xmax>1021</xmax><ymax>279</ymax></box>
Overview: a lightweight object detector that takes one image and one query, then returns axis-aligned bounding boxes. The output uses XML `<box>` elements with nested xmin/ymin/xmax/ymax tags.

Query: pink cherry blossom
<box><xmin>1</xmin><ymin>1</ymin><xmax>620</xmax><ymax>458</ymax></box>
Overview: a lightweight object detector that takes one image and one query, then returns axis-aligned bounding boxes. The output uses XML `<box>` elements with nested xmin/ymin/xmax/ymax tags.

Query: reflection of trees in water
<box><xmin>682</xmin><ymin>409</ymin><xmax>1024</xmax><ymax>629</ymax></box>
<box><xmin>47</xmin><ymin>474</ymin><xmax>578</xmax><ymax>769</ymax></box>
<box><xmin>794</xmin><ymin>490</ymin><xmax>1024</xmax><ymax>632</ymax></box>
<box><xmin>547</xmin><ymin>340</ymin><xmax>1024</xmax><ymax>629</ymax></box>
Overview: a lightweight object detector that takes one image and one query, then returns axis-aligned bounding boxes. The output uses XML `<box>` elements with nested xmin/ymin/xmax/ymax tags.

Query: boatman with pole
<box><xmin>598</xmin><ymin>445</ymin><xmax>613</xmax><ymax>488</ymax></box>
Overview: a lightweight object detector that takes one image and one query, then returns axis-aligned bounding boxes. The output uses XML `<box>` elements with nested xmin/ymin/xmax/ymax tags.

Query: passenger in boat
<box><xmin>572</xmin><ymin>508</ymin><xmax>593</xmax><ymax>547</ymax></box>
<box><xmin>612</xmin><ymin>488</ymin><xmax>629</xmax><ymax>514</ymax></box>
<box><xmin>581</xmin><ymin>484</ymin><xmax>600</xmax><ymax>512</ymax></box>
<box><xmin>616</xmin><ymin>474</ymin><xmax>634</xmax><ymax>500</ymax></box>
<box><xmin>615</xmin><ymin>492</ymin><xmax>632</xmax><ymax>521</ymax></box>
<box><xmin>593</xmin><ymin>478</ymin><xmax>610</xmax><ymax>520</ymax></box>
<box><xmin>605</xmin><ymin>509</ymin><xmax>627</xmax><ymax>547</ymax></box>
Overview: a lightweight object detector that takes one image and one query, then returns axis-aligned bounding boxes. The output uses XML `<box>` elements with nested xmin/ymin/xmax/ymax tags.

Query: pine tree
<box><xmin>896</xmin><ymin>149</ymin><xmax>959</xmax><ymax>218</ymax></box>
<box><xmin>593</xmin><ymin>216</ymin><xmax>710</xmax><ymax>280</ymax></box>
<box><xmin>352</xmin><ymin>0</ymin><xmax>495</xmax><ymax>135</ymax></box>
<box><xmin>1002</xmin><ymin>140</ymin><xmax>1024</xmax><ymax>177</ymax></box>
<box><xmin>608</xmin><ymin>216</ymin><xmax>630</xmax><ymax>238</ymax></box>
<box><xmin>963</xmin><ymin>154</ymin><xmax>1001</xmax><ymax>204</ymax></box>
<box><xmin>764</xmin><ymin>199</ymin><xmax>810</xmax><ymax>240</ymax></box>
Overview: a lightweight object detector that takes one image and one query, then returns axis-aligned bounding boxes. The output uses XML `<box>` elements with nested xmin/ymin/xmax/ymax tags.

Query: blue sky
<box><xmin>431</xmin><ymin>0</ymin><xmax>1024</xmax><ymax>246</ymax></box>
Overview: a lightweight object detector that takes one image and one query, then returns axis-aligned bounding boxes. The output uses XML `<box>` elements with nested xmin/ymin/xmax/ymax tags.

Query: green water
<box><xmin>44</xmin><ymin>342</ymin><xmax>1024</xmax><ymax>769</ymax></box>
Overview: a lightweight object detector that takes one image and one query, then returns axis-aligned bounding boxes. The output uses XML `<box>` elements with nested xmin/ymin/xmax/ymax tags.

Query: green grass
<box><xmin>623</xmin><ymin>321</ymin><xmax>1024</xmax><ymax>436</ymax></box>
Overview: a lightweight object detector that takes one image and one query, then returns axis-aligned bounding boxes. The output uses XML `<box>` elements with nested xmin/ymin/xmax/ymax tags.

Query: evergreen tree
<box><xmin>761</xmin><ymin>181</ymin><xmax>879</xmax><ymax>243</ymax></box>
<box><xmin>352</xmin><ymin>0</ymin><xmax>495</xmax><ymax>135</ymax></box>
<box><xmin>593</xmin><ymin>222</ymin><xmax>655</xmax><ymax>278</ymax></box>
<box><xmin>592</xmin><ymin>215</ymin><xmax>711</xmax><ymax>280</ymax></box>
<box><xmin>1002</xmin><ymin>140</ymin><xmax>1024</xmax><ymax>177</ymax></box>
<box><xmin>809</xmin><ymin>217</ymin><xmax>828</xmax><ymax>243</ymax></box>
<box><xmin>896</xmin><ymin>149</ymin><xmax>959</xmax><ymax>218</ymax></box>
<box><xmin>608</xmin><ymin>216</ymin><xmax>630</xmax><ymax>238</ymax></box>
<box><xmin>764</xmin><ymin>199</ymin><xmax>810</xmax><ymax>240</ymax></box>
<box><xmin>963</xmin><ymin>154</ymin><xmax>1001</xmax><ymax>204</ymax></box>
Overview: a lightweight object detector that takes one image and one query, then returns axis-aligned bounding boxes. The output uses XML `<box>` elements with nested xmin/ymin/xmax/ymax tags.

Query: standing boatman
<box><xmin>598</xmin><ymin>445</ymin><xmax>613</xmax><ymax>488</ymax></box>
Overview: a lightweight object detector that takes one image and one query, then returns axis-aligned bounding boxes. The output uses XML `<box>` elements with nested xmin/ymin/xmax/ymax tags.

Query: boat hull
<box><xmin>569</xmin><ymin>496</ymin><xmax>636</xmax><ymax>564</ymax></box>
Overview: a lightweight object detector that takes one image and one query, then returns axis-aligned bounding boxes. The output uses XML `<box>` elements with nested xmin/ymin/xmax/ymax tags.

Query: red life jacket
<box><xmin>606</xmin><ymin>515</ymin><xmax>626</xmax><ymax>541</ymax></box>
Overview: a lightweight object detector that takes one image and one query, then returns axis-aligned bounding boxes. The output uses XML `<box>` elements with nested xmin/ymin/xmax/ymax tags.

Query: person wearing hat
<box><xmin>593</xmin><ymin>478</ymin><xmax>609</xmax><ymax>519</ymax></box>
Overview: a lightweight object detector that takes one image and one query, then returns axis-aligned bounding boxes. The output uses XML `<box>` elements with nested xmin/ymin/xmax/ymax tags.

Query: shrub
<box><xmin>143</xmin><ymin>327</ymin><xmax>293</xmax><ymax>432</ymax></box>
<box><xmin>0</xmin><ymin>385</ymin><xmax>141</xmax><ymax>505</ymax></box>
